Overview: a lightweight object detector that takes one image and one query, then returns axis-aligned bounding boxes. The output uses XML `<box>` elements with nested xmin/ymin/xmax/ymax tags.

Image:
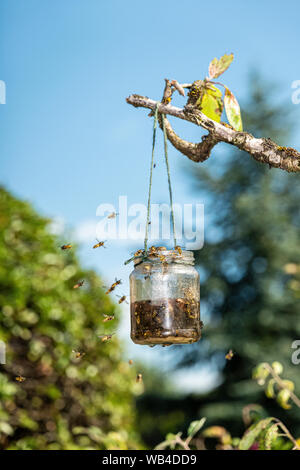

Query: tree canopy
<box><xmin>185</xmin><ymin>74</ymin><xmax>300</xmax><ymax>433</ymax></box>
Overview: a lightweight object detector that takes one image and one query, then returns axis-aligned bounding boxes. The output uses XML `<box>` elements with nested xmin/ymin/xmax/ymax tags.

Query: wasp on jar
<box><xmin>98</xmin><ymin>333</ymin><xmax>115</xmax><ymax>342</ymax></box>
<box><xmin>148</xmin><ymin>246</ymin><xmax>157</xmax><ymax>255</ymax></box>
<box><xmin>136</xmin><ymin>373</ymin><xmax>143</xmax><ymax>383</ymax></box>
<box><xmin>73</xmin><ymin>280</ymin><xmax>84</xmax><ymax>289</ymax></box>
<box><xmin>72</xmin><ymin>350</ymin><xmax>86</xmax><ymax>359</ymax></box>
<box><xmin>93</xmin><ymin>239</ymin><xmax>107</xmax><ymax>249</ymax></box>
<box><xmin>134</xmin><ymin>249</ymin><xmax>144</xmax><ymax>257</ymax></box>
<box><xmin>103</xmin><ymin>314</ymin><xmax>115</xmax><ymax>322</ymax></box>
<box><xmin>175</xmin><ymin>245</ymin><xmax>182</xmax><ymax>255</ymax></box>
<box><xmin>15</xmin><ymin>375</ymin><xmax>26</xmax><ymax>383</ymax></box>
<box><xmin>225</xmin><ymin>349</ymin><xmax>235</xmax><ymax>361</ymax></box>
<box><xmin>184</xmin><ymin>288</ymin><xmax>194</xmax><ymax>300</ymax></box>
<box><xmin>61</xmin><ymin>244</ymin><xmax>72</xmax><ymax>250</ymax></box>
<box><xmin>124</xmin><ymin>249</ymin><xmax>145</xmax><ymax>266</ymax></box>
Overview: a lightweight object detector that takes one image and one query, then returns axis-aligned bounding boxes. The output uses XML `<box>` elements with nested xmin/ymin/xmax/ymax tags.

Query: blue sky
<box><xmin>1</xmin><ymin>0</ymin><xmax>300</xmax><ymax>391</ymax></box>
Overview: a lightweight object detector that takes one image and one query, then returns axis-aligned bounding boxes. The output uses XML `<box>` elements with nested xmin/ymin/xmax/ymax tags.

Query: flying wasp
<box><xmin>105</xmin><ymin>278</ymin><xmax>122</xmax><ymax>295</ymax></box>
<box><xmin>73</xmin><ymin>280</ymin><xmax>84</xmax><ymax>289</ymax></box>
<box><xmin>93</xmin><ymin>239</ymin><xmax>107</xmax><ymax>249</ymax></box>
<box><xmin>98</xmin><ymin>333</ymin><xmax>115</xmax><ymax>342</ymax></box>
<box><xmin>15</xmin><ymin>375</ymin><xmax>26</xmax><ymax>383</ymax></box>
<box><xmin>61</xmin><ymin>244</ymin><xmax>72</xmax><ymax>250</ymax></box>
<box><xmin>225</xmin><ymin>349</ymin><xmax>235</xmax><ymax>361</ymax></box>
<box><xmin>107</xmin><ymin>212</ymin><xmax>118</xmax><ymax>219</ymax></box>
<box><xmin>72</xmin><ymin>350</ymin><xmax>86</xmax><ymax>359</ymax></box>
<box><xmin>117</xmin><ymin>295</ymin><xmax>128</xmax><ymax>305</ymax></box>
<box><xmin>103</xmin><ymin>314</ymin><xmax>115</xmax><ymax>322</ymax></box>
<box><xmin>136</xmin><ymin>373</ymin><xmax>143</xmax><ymax>383</ymax></box>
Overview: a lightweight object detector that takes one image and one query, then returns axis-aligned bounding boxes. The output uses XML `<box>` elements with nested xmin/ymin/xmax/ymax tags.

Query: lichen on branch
<box><xmin>126</xmin><ymin>93</ymin><xmax>300</xmax><ymax>172</ymax></box>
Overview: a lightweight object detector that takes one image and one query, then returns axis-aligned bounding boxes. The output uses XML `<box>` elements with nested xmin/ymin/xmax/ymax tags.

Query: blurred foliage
<box><xmin>157</xmin><ymin>363</ymin><xmax>300</xmax><ymax>451</ymax></box>
<box><xmin>253</xmin><ymin>361</ymin><xmax>300</xmax><ymax>410</ymax></box>
<box><xmin>0</xmin><ymin>187</ymin><xmax>142</xmax><ymax>449</ymax></box>
<box><xmin>183</xmin><ymin>72</ymin><xmax>300</xmax><ymax>433</ymax></box>
<box><xmin>157</xmin><ymin>407</ymin><xmax>299</xmax><ymax>451</ymax></box>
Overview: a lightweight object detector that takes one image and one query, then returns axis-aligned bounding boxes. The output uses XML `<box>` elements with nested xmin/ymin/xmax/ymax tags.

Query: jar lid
<box><xmin>133</xmin><ymin>248</ymin><xmax>194</xmax><ymax>266</ymax></box>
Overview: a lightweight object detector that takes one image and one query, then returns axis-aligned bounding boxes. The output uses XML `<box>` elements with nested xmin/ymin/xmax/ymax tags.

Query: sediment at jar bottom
<box><xmin>130</xmin><ymin>298</ymin><xmax>201</xmax><ymax>345</ymax></box>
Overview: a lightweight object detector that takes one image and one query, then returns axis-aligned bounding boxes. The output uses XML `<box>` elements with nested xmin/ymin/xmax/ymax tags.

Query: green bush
<box><xmin>0</xmin><ymin>187</ymin><xmax>141</xmax><ymax>449</ymax></box>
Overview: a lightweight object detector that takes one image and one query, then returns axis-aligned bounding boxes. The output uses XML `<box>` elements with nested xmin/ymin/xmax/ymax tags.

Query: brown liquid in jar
<box><xmin>130</xmin><ymin>298</ymin><xmax>201</xmax><ymax>345</ymax></box>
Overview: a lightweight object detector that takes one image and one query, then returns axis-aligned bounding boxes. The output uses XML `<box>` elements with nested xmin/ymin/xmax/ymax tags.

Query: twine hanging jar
<box><xmin>126</xmin><ymin>106</ymin><xmax>202</xmax><ymax>346</ymax></box>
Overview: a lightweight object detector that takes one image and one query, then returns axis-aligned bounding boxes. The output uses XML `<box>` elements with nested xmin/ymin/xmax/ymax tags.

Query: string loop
<box><xmin>144</xmin><ymin>104</ymin><xmax>159</xmax><ymax>253</ymax></box>
<box><xmin>144</xmin><ymin>104</ymin><xmax>177</xmax><ymax>253</ymax></box>
<box><xmin>162</xmin><ymin>113</ymin><xmax>177</xmax><ymax>248</ymax></box>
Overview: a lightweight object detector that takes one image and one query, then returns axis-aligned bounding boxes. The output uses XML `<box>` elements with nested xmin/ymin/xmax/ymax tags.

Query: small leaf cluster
<box><xmin>188</xmin><ymin>53</ymin><xmax>243</xmax><ymax>131</ymax></box>
<box><xmin>253</xmin><ymin>362</ymin><xmax>296</xmax><ymax>410</ymax></box>
<box><xmin>156</xmin><ymin>360</ymin><xmax>300</xmax><ymax>451</ymax></box>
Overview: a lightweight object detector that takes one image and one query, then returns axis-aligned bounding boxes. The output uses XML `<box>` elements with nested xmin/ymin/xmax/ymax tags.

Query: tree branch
<box><xmin>126</xmin><ymin>94</ymin><xmax>300</xmax><ymax>172</ymax></box>
<box><xmin>157</xmin><ymin>113</ymin><xmax>219</xmax><ymax>162</ymax></box>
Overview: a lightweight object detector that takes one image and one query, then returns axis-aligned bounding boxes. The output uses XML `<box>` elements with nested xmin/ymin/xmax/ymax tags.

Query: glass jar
<box><xmin>130</xmin><ymin>249</ymin><xmax>201</xmax><ymax>346</ymax></box>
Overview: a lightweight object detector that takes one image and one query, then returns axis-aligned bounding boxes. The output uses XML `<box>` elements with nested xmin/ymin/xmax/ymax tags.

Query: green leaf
<box><xmin>272</xmin><ymin>361</ymin><xmax>283</xmax><ymax>375</ymax></box>
<box><xmin>0</xmin><ymin>421</ymin><xmax>14</xmax><ymax>436</ymax></box>
<box><xmin>166</xmin><ymin>433</ymin><xmax>179</xmax><ymax>450</ymax></box>
<box><xmin>252</xmin><ymin>363</ymin><xmax>270</xmax><ymax>385</ymax></box>
<box><xmin>166</xmin><ymin>432</ymin><xmax>177</xmax><ymax>441</ymax></box>
<box><xmin>200</xmin><ymin>85</ymin><xmax>223</xmax><ymax>122</ymax></box>
<box><xmin>224</xmin><ymin>86</ymin><xmax>243</xmax><ymax>131</ymax></box>
<box><xmin>154</xmin><ymin>433</ymin><xmax>181</xmax><ymax>450</ymax></box>
<box><xmin>208</xmin><ymin>53</ymin><xmax>234</xmax><ymax>79</ymax></box>
<box><xmin>18</xmin><ymin>411</ymin><xmax>39</xmax><ymax>431</ymax></box>
<box><xmin>187</xmin><ymin>418</ymin><xmax>206</xmax><ymax>438</ymax></box>
<box><xmin>265</xmin><ymin>378</ymin><xmax>276</xmax><ymax>398</ymax></box>
<box><xmin>202</xmin><ymin>426</ymin><xmax>232</xmax><ymax>445</ymax></box>
<box><xmin>282</xmin><ymin>380</ymin><xmax>295</xmax><ymax>391</ymax></box>
<box><xmin>277</xmin><ymin>389</ymin><xmax>292</xmax><ymax>409</ymax></box>
<box><xmin>239</xmin><ymin>418</ymin><xmax>274</xmax><ymax>450</ymax></box>
<box><xmin>264</xmin><ymin>423</ymin><xmax>279</xmax><ymax>450</ymax></box>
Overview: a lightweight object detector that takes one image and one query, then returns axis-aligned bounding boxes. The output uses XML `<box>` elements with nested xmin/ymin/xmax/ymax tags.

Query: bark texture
<box><xmin>126</xmin><ymin>94</ymin><xmax>300</xmax><ymax>172</ymax></box>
